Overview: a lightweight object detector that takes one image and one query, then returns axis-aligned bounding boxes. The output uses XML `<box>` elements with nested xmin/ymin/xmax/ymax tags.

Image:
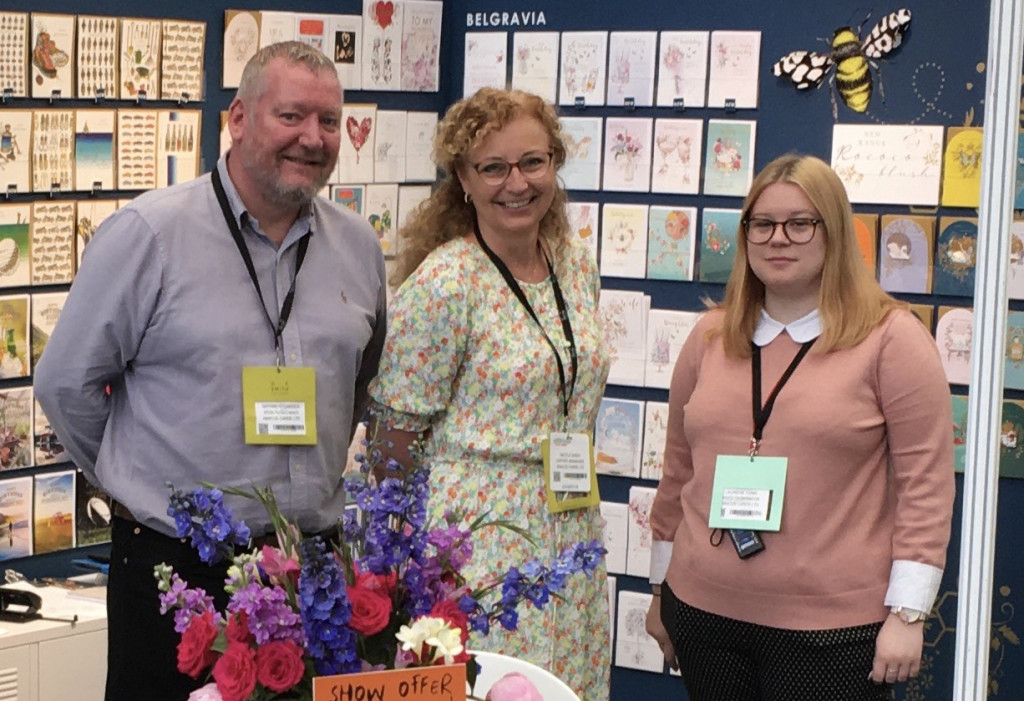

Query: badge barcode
<box><xmin>563</xmin><ymin>472</ymin><xmax>587</xmax><ymax>479</ymax></box>
<box><xmin>724</xmin><ymin>509</ymin><xmax>760</xmax><ymax>517</ymax></box>
<box><xmin>273</xmin><ymin>424</ymin><xmax>303</xmax><ymax>432</ymax></box>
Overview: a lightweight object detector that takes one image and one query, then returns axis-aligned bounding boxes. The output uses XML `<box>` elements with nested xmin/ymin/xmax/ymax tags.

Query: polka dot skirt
<box><xmin>661</xmin><ymin>585</ymin><xmax>891</xmax><ymax>701</ymax></box>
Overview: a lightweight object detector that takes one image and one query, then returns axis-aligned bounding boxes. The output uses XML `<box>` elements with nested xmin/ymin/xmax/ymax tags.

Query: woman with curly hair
<box><xmin>369</xmin><ymin>88</ymin><xmax>610</xmax><ymax>699</ymax></box>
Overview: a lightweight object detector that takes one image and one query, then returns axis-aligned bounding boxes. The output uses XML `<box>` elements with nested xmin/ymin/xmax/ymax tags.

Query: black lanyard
<box><xmin>750</xmin><ymin>338</ymin><xmax>815</xmax><ymax>456</ymax></box>
<box><xmin>211</xmin><ymin>168</ymin><xmax>310</xmax><ymax>361</ymax></box>
<box><xmin>473</xmin><ymin>222</ymin><xmax>578</xmax><ymax>420</ymax></box>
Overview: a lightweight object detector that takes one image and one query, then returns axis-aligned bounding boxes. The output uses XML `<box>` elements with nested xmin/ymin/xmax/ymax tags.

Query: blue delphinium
<box><xmin>166</xmin><ymin>486</ymin><xmax>251</xmax><ymax>565</ymax></box>
<box><xmin>298</xmin><ymin>538</ymin><xmax>360</xmax><ymax>675</ymax></box>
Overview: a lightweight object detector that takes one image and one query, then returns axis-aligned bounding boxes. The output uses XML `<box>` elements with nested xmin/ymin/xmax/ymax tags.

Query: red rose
<box><xmin>254</xmin><ymin>640</ymin><xmax>305</xmax><ymax>692</ymax></box>
<box><xmin>225</xmin><ymin>611</ymin><xmax>253</xmax><ymax>645</ymax></box>
<box><xmin>212</xmin><ymin>641</ymin><xmax>257</xmax><ymax>701</ymax></box>
<box><xmin>354</xmin><ymin>566</ymin><xmax>397</xmax><ymax>596</ymax></box>
<box><xmin>177</xmin><ymin>612</ymin><xmax>219</xmax><ymax>679</ymax></box>
<box><xmin>347</xmin><ymin>584</ymin><xmax>392</xmax><ymax>635</ymax></box>
<box><xmin>430</xmin><ymin>599</ymin><xmax>471</xmax><ymax>663</ymax></box>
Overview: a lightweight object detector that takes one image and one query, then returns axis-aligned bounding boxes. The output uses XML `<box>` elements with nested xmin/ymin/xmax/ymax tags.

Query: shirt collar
<box><xmin>217</xmin><ymin>153</ymin><xmax>315</xmax><ymax>245</ymax></box>
<box><xmin>752</xmin><ymin>308</ymin><xmax>822</xmax><ymax>346</ymax></box>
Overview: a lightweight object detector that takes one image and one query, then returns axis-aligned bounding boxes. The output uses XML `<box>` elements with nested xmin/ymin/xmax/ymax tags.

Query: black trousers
<box><xmin>106</xmin><ymin>515</ymin><xmax>229</xmax><ymax>701</ymax></box>
<box><xmin>661</xmin><ymin>584</ymin><xmax>891</xmax><ymax>701</ymax></box>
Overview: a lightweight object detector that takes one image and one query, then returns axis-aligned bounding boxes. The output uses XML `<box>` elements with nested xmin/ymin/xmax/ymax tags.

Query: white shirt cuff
<box><xmin>649</xmin><ymin>540</ymin><xmax>673</xmax><ymax>584</ymax></box>
<box><xmin>884</xmin><ymin>559</ymin><xmax>944</xmax><ymax>612</ymax></box>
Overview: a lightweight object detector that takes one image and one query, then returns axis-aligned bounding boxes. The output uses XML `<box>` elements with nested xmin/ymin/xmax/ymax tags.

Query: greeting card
<box><xmin>936</xmin><ymin>306</ymin><xmax>973</xmax><ymax>385</ymax></box>
<box><xmin>852</xmin><ymin>212</ymin><xmax>878</xmax><ymax>273</ymax></box>
<box><xmin>1011</xmin><ymin>221</ymin><xmax>1024</xmax><ymax>301</ymax></box>
<box><xmin>594</xmin><ymin>398</ymin><xmax>644</xmax><ymax>478</ymax></box>
<box><xmin>157</xmin><ymin>110</ymin><xmax>202</xmax><ymax>188</ymax></box>
<box><xmin>603</xmin><ymin>118</ymin><xmax>653</xmax><ymax>193</ymax></box>
<box><xmin>614</xmin><ymin>590</ymin><xmax>662</xmax><ymax>672</ymax></box>
<box><xmin>651</xmin><ymin>119</ymin><xmax>702</xmax><ymax>195</ymax></box>
<box><xmin>645</xmin><ymin>309</ymin><xmax>700</xmax><ymax>389</ymax></box>
<box><xmin>463</xmin><ymin>32</ymin><xmax>507</xmax><ymax>96</ymax></box>
<box><xmin>31</xmin><ymin>201</ymin><xmax>75</xmax><ymax>285</ymax></box>
<box><xmin>0</xmin><ymin>111</ymin><xmax>32</xmax><ymax>194</ymax></box>
<box><xmin>0</xmin><ymin>204</ymin><xmax>32</xmax><ymax>289</ymax></box>
<box><xmin>1005</xmin><ymin>311</ymin><xmax>1024</xmax><ymax>391</ymax></box>
<box><xmin>372</xmin><ymin>110</ymin><xmax>407</xmax><ymax>183</ymax></box>
<box><xmin>327</xmin><ymin>14</ymin><xmax>362</xmax><ymax>91</ymax></box>
<box><xmin>878</xmin><ymin>215</ymin><xmax>934</xmax><ymax>294</ymax></box>
<box><xmin>698</xmin><ymin>208</ymin><xmax>741</xmax><ymax>283</ymax></box>
<box><xmin>933</xmin><ymin>217</ymin><xmax>977</xmax><ymax>297</ymax></box>
<box><xmin>401</xmin><ymin>1</ymin><xmax>442</xmax><ymax>92</ymax></box>
<box><xmin>647</xmin><ymin>206</ymin><xmax>696</xmax><ymax>281</ymax></box>
<box><xmin>365</xmin><ymin>183</ymin><xmax>399</xmax><ymax>257</ymax></box>
<box><xmin>294</xmin><ymin>14</ymin><xmax>329</xmax><ymax>54</ymax></box>
<box><xmin>75</xmin><ymin>470</ymin><xmax>112</xmax><ymax>545</ymax></box>
<box><xmin>77</xmin><ymin>15</ymin><xmax>118</xmax><ymax>99</ymax></box>
<box><xmin>405</xmin><ymin>111</ymin><xmax>438</xmax><ymax>182</ymax></box>
<box><xmin>258</xmin><ymin>11</ymin><xmax>295</xmax><ymax>48</ymax></box>
<box><xmin>74</xmin><ymin>109</ymin><xmax>116</xmax><ymax>192</ymax></box>
<box><xmin>0</xmin><ymin>295</ymin><xmax>29</xmax><ymax>378</ymax></box>
<box><xmin>600</xmin><ymin>203</ymin><xmax>648</xmax><ymax>278</ymax></box>
<box><xmin>606</xmin><ymin>32</ymin><xmax>657</xmax><ymax>107</ymax></box>
<box><xmin>599</xmin><ymin>289</ymin><xmax>649</xmax><ymax>387</ymax></box>
<box><xmin>75</xmin><ymin>199</ymin><xmax>118</xmax><ymax>268</ymax></box>
<box><xmin>119</xmin><ymin>18</ymin><xmax>162</xmax><ymax>99</ymax></box>
<box><xmin>832</xmin><ymin>124</ymin><xmax>943</xmax><ymax>206</ymax></box>
<box><xmin>0</xmin><ymin>13</ymin><xmax>29</xmax><ymax>97</ymax></box>
<box><xmin>559</xmin><ymin>117</ymin><xmax>603</xmax><ymax>191</ymax></box>
<box><xmin>222</xmin><ymin>10</ymin><xmax>260</xmax><ymax>88</ymax></box>
<box><xmin>0</xmin><ymin>387</ymin><xmax>33</xmax><ymax>471</ymax></box>
<box><xmin>161</xmin><ymin>19</ymin><xmax>206</xmax><ymax>101</ymax></box>
<box><xmin>600</xmin><ymin>501</ymin><xmax>628</xmax><ymax>574</ymax></box>
<box><xmin>0</xmin><ymin>475</ymin><xmax>33</xmax><ymax>560</ymax></box>
<box><xmin>397</xmin><ymin>185</ymin><xmax>431</xmax><ymax>233</ymax></box>
<box><xmin>117</xmin><ymin>110</ymin><xmax>159</xmax><ymax>191</ymax></box>
<box><xmin>33</xmin><ymin>400</ymin><xmax>65</xmax><ymax>467</ymax></box>
<box><xmin>625</xmin><ymin>486</ymin><xmax>657</xmax><ymax>577</ymax></box>
<box><xmin>656</xmin><ymin>31</ymin><xmax>709</xmax><ymax>108</ymax></box>
<box><xmin>703</xmin><ymin>119</ymin><xmax>756</xmax><ymax>197</ymax></box>
<box><xmin>941</xmin><ymin>127</ymin><xmax>982</xmax><ymax>208</ymax></box>
<box><xmin>558</xmin><ymin>31</ymin><xmax>608</xmax><ymax>106</ymax></box>
<box><xmin>641</xmin><ymin>401</ymin><xmax>669</xmax><ymax>482</ymax></box>
<box><xmin>31</xmin><ymin>14</ymin><xmax>75</xmax><ymax>99</ymax></box>
<box><xmin>706</xmin><ymin>30</ymin><xmax>761</xmax><ymax>109</ymax></box>
<box><xmin>330</xmin><ymin>185</ymin><xmax>366</xmax><ymax>216</ymax></box>
<box><xmin>951</xmin><ymin>394</ymin><xmax>967</xmax><ymax>473</ymax></box>
<box><xmin>511</xmin><ymin>32</ymin><xmax>559</xmax><ymax>103</ymax></box>
<box><xmin>32</xmin><ymin>110</ymin><xmax>74</xmax><ymax>193</ymax></box>
<box><xmin>30</xmin><ymin>291</ymin><xmax>66</xmax><ymax>370</ymax></box>
<box><xmin>566</xmin><ymin>201</ymin><xmax>599</xmax><ymax>259</ymax></box>
<box><xmin>34</xmin><ymin>470</ymin><xmax>76</xmax><ymax>554</ymax></box>
<box><xmin>361</xmin><ymin>0</ymin><xmax>403</xmax><ymax>92</ymax></box>
<box><xmin>336</xmin><ymin>103</ymin><xmax>377</xmax><ymax>184</ymax></box>
<box><xmin>999</xmin><ymin>400</ymin><xmax>1024</xmax><ymax>479</ymax></box>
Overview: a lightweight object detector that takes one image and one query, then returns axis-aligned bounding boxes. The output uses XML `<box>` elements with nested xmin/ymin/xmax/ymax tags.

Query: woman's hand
<box><xmin>645</xmin><ymin>597</ymin><xmax>679</xmax><ymax>671</ymax></box>
<box><xmin>869</xmin><ymin>614</ymin><xmax>924</xmax><ymax>684</ymax></box>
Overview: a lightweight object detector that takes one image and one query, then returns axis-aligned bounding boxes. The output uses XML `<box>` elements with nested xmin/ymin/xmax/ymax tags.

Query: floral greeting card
<box><xmin>999</xmin><ymin>400</ymin><xmax>1024</xmax><ymax>479</ymax></box>
<box><xmin>404</xmin><ymin>111</ymin><xmax>437</xmax><ymax>182</ymax></box>
<box><xmin>336</xmin><ymin>103</ymin><xmax>377</xmax><ymax>184</ymax></box>
<box><xmin>599</xmin><ymin>289</ymin><xmax>649</xmax><ymax>387</ymax></box>
<box><xmin>656</xmin><ymin>31</ymin><xmax>709</xmax><ymax>108</ymax></box>
<box><xmin>606</xmin><ymin>31</ymin><xmax>657</xmax><ymax>107</ymax></box>
<box><xmin>698</xmin><ymin>208</ymin><xmax>741</xmax><ymax>284</ymax></box>
<box><xmin>703</xmin><ymin>119</ymin><xmax>756</xmax><ymax>197</ymax></box>
<box><xmin>361</xmin><ymin>0</ymin><xmax>404</xmax><ymax>92</ymax></box>
<box><xmin>558</xmin><ymin>31</ymin><xmax>608</xmax><ymax>106</ymax></box>
<box><xmin>625</xmin><ymin>486</ymin><xmax>656</xmax><ymax>577</ymax></box>
<box><xmin>595</xmin><ymin>397</ymin><xmax>644</xmax><ymax>478</ymax></box>
<box><xmin>373</xmin><ymin>110</ymin><xmax>407</xmax><ymax>183</ymax></box>
<box><xmin>600</xmin><ymin>203</ymin><xmax>649</xmax><ymax>278</ymax></box>
<box><xmin>878</xmin><ymin>215</ymin><xmax>934</xmax><ymax>294</ymax></box>
<box><xmin>645</xmin><ymin>309</ymin><xmax>700</xmax><ymax>389</ymax></box>
<box><xmin>603</xmin><ymin>117</ymin><xmax>653</xmax><ymax>193</ymax></box>
<box><xmin>706</xmin><ymin>30</ymin><xmax>761</xmax><ymax>109</ymax></box>
<box><xmin>651</xmin><ymin>118</ymin><xmax>702</xmax><ymax>195</ymax></box>
<box><xmin>935</xmin><ymin>306</ymin><xmax>972</xmax><ymax>385</ymax></box>
<box><xmin>647</xmin><ymin>205</ymin><xmax>696</xmax><ymax>281</ymax></box>
<box><xmin>463</xmin><ymin>31</ymin><xmax>507</xmax><ymax>97</ymax></box>
<box><xmin>511</xmin><ymin>31</ymin><xmax>559</xmax><ymax>103</ymax></box>
<box><xmin>400</xmin><ymin>1</ymin><xmax>441</xmax><ymax>92</ymax></box>
<box><xmin>1005</xmin><ymin>311</ymin><xmax>1024</xmax><ymax>391</ymax></box>
<box><xmin>641</xmin><ymin>401</ymin><xmax>669</xmax><ymax>481</ymax></box>
<box><xmin>560</xmin><ymin>116</ymin><xmax>603</xmax><ymax>191</ymax></box>
<box><xmin>615</xmin><ymin>590</ymin><xmax>662</xmax><ymax>672</ymax></box>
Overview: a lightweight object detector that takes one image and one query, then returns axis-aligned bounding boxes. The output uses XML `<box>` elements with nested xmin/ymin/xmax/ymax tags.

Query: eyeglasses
<box><xmin>742</xmin><ymin>217</ymin><xmax>822</xmax><ymax>245</ymax></box>
<box><xmin>469</xmin><ymin>151</ymin><xmax>554</xmax><ymax>185</ymax></box>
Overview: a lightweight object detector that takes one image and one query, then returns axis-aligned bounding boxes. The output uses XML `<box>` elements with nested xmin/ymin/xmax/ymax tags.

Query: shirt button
<box><xmin>122</xmin><ymin>557</ymin><xmax>128</xmax><ymax>564</ymax></box>
<box><xmin>133</xmin><ymin>527</ymin><xmax>141</xmax><ymax>535</ymax></box>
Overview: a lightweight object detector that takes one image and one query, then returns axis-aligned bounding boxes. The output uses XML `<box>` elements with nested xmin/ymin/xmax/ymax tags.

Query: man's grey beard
<box><xmin>258</xmin><ymin>165</ymin><xmax>333</xmax><ymax>209</ymax></box>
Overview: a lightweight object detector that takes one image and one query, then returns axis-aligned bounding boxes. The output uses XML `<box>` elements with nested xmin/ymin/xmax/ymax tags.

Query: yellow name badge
<box><xmin>241</xmin><ymin>366</ymin><xmax>317</xmax><ymax>445</ymax></box>
<box><xmin>542</xmin><ymin>432</ymin><xmax>600</xmax><ymax>513</ymax></box>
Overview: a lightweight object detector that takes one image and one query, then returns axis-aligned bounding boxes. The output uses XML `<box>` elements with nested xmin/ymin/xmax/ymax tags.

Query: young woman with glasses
<box><xmin>645</xmin><ymin>153</ymin><xmax>954</xmax><ymax>700</ymax></box>
<box><xmin>368</xmin><ymin>88</ymin><xmax>611</xmax><ymax>699</ymax></box>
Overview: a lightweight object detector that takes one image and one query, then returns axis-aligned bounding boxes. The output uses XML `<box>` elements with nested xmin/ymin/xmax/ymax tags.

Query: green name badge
<box><xmin>242</xmin><ymin>366</ymin><xmax>317</xmax><ymax>445</ymax></box>
<box><xmin>708</xmin><ymin>454</ymin><xmax>787</xmax><ymax>531</ymax></box>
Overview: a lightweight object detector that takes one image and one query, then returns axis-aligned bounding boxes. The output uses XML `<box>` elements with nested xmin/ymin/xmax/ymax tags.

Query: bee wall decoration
<box><xmin>772</xmin><ymin>8</ymin><xmax>912</xmax><ymax>120</ymax></box>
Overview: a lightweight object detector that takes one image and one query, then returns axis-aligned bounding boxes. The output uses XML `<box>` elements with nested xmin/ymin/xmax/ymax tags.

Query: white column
<box><xmin>954</xmin><ymin>1</ymin><xmax>1024</xmax><ymax>699</ymax></box>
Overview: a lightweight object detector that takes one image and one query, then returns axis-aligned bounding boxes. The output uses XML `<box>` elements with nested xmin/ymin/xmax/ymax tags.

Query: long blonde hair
<box><xmin>715</xmin><ymin>153</ymin><xmax>905</xmax><ymax>357</ymax></box>
<box><xmin>392</xmin><ymin>88</ymin><xmax>570</xmax><ymax>285</ymax></box>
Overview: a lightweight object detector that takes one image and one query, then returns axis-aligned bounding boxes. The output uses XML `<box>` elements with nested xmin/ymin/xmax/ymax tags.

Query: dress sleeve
<box><xmin>369</xmin><ymin>249</ymin><xmax>470</xmax><ymax>433</ymax></box>
<box><xmin>877</xmin><ymin>310</ymin><xmax>955</xmax><ymax>574</ymax></box>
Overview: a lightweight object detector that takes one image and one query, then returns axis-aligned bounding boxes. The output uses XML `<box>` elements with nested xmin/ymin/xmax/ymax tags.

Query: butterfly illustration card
<box><xmin>361</xmin><ymin>0</ymin><xmax>403</xmax><ymax>92</ymax></box>
<box><xmin>405</xmin><ymin>111</ymin><xmax>437</xmax><ymax>182</ymax></box>
<box><xmin>31</xmin><ymin>13</ymin><xmax>75</xmax><ymax>99</ymax></box>
<box><xmin>698</xmin><ymin>208</ymin><xmax>741</xmax><ymax>284</ymax></box>
<box><xmin>641</xmin><ymin>401</ymin><xmax>670</xmax><ymax>482</ymax></box>
<box><xmin>1005</xmin><ymin>311</ymin><xmax>1024</xmax><ymax>391</ymax></box>
<box><xmin>559</xmin><ymin>117</ymin><xmax>603</xmax><ymax>191</ymax></box>
<box><xmin>566</xmin><ymin>201</ymin><xmax>599</xmax><ymax>259</ymax></box>
<box><xmin>326</xmin><ymin>14</ymin><xmax>362</xmax><ymax>92</ymax></box>
<box><xmin>703</xmin><ymin>119</ymin><xmax>756</xmax><ymax>197</ymax></box>
<box><xmin>463</xmin><ymin>32</ymin><xmax>507</xmax><ymax>97</ymax></box>
<box><xmin>936</xmin><ymin>306</ymin><xmax>972</xmax><ymax>385</ymax></box>
<box><xmin>651</xmin><ymin>118</ymin><xmax>702</xmax><ymax>195</ymax></box>
<box><xmin>831</xmin><ymin>124</ymin><xmax>943</xmax><ymax>206</ymax></box>
<box><xmin>606</xmin><ymin>31</ymin><xmax>657</xmax><ymax>108</ymax></box>
<box><xmin>372</xmin><ymin>110</ymin><xmax>407</xmax><ymax>183</ymax></box>
<box><xmin>0</xmin><ymin>111</ymin><xmax>32</xmax><ymax>194</ymax></box>
<box><xmin>156</xmin><ymin>110</ymin><xmax>202</xmax><ymax>188</ymax></box>
<box><xmin>31</xmin><ymin>201</ymin><xmax>75</xmax><ymax>285</ymax></box>
<box><xmin>119</xmin><ymin>18</ymin><xmax>162</xmax><ymax>100</ymax></box>
<box><xmin>599</xmin><ymin>289</ymin><xmax>649</xmax><ymax>387</ymax></box>
<box><xmin>77</xmin><ymin>15</ymin><xmax>118</xmax><ymax>100</ymax></box>
<box><xmin>706</xmin><ymin>30</ymin><xmax>761</xmax><ymax>109</ymax></box>
<box><xmin>594</xmin><ymin>398</ymin><xmax>644</xmax><ymax>478</ymax></box>
<box><xmin>511</xmin><ymin>32</ymin><xmax>559</xmax><ymax>104</ymax></box>
<box><xmin>0</xmin><ymin>295</ymin><xmax>30</xmax><ymax>378</ymax></box>
<box><xmin>603</xmin><ymin>117</ymin><xmax>653</xmax><ymax>193</ymax></box>
<box><xmin>941</xmin><ymin>127</ymin><xmax>983</xmax><ymax>208</ymax></box>
<box><xmin>223</xmin><ymin>10</ymin><xmax>261</xmax><ymax>89</ymax></box>
<box><xmin>75</xmin><ymin>199</ymin><xmax>117</xmax><ymax>269</ymax></box>
<box><xmin>364</xmin><ymin>183</ymin><xmax>398</xmax><ymax>257</ymax></box>
<box><xmin>645</xmin><ymin>309</ymin><xmax>700</xmax><ymax>389</ymax></box>
<box><xmin>878</xmin><ymin>215</ymin><xmax>934</xmax><ymax>294</ymax></box>
<box><xmin>336</xmin><ymin>103</ymin><xmax>377</xmax><ymax>184</ymax></box>
<box><xmin>558</xmin><ymin>31</ymin><xmax>609</xmax><ymax>106</ymax></box>
<box><xmin>648</xmin><ymin>206</ymin><xmax>696</xmax><ymax>282</ymax></box>
<box><xmin>852</xmin><ymin>212</ymin><xmax>879</xmax><ymax>274</ymax></box>
<box><xmin>600</xmin><ymin>203</ymin><xmax>648</xmax><ymax>279</ymax></box>
<box><xmin>258</xmin><ymin>11</ymin><xmax>295</xmax><ymax>49</ymax></box>
<box><xmin>934</xmin><ymin>217</ymin><xmax>977</xmax><ymax>297</ymax></box>
<box><xmin>656</xmin><ymin>31</ymin><xmax>709</xmax><ymax>108</ymax></box>
<box><xmin>0</xmin><ymin>13</ymin><xmax>29</xmax><ymax>98</ymax></box>
<box><xmin>401</xmin><ymin>1</ymin><xmax>441</xmax><ymax>92</ymax></box>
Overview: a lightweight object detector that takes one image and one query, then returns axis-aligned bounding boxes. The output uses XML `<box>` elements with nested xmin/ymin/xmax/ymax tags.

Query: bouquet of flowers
<box><xmin>154</xmin><ymin>440</ymin><xmax>605</xmax><ymax>701</ymax></box>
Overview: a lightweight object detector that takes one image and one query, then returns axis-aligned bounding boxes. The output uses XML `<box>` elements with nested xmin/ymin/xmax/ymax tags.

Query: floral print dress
<box><xmin>370</xmin><ymin>235</ymin><xmax>611</xmax><ymax>700</ymax></box>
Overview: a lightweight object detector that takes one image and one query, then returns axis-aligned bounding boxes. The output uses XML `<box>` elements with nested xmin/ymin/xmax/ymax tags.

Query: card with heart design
<box><xmin>336</xmin><ymin>103</ymin><xmax>377</xmax><ymax>183</ymax></box>
<box><xmin>361</xmin><ymin>0</ymin><xmax>403</xmax><ymax>91</ymax></box>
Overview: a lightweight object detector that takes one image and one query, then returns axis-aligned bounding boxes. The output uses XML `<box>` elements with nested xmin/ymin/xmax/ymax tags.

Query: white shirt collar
<box><xmin>752</xmin><ymin>308</ymin><xmax>822</xmax><ymax>346</ymax></box>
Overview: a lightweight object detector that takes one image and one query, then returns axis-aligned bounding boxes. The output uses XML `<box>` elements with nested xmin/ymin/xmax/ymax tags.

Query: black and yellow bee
<box><xmin>772</xmin><ymin>9</ymin><xmax>912</xmax><ymax>120</ymax></box>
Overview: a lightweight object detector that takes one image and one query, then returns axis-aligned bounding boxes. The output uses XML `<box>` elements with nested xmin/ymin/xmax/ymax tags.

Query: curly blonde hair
<box><xmin>392</xmin><ymin>88</ymin><xmax>571</xmax><ymax>285</ymax></box>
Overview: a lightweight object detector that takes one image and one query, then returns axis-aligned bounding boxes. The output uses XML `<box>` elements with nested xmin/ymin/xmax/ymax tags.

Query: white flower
<box><xmin>187</xmin><ymin>682</ymin><xmax>223</xmax><ymax>701</ymax></box>
<box><xmin>426</xmin><ymin>625</ymin><xmax>464</xmax><ymax>665</ymax></box>
<box><xmin>396</xmin><ymin>616</ymin><xmax>464</xmax><ymax>665</ymax></box>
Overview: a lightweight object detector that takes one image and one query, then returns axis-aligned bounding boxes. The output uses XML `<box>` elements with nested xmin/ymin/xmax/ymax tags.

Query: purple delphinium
<box><xmin>298</xmin><ymin>538</ymin><xmax>360</xmax><ymax>675</ymax></box>
<box><xmin>167</xmin><ymin>486</ymin><xmax>251</xmax><ymax>565</ymax></box>
<box><xmin>227</xmin><ymin>581</ymin><xmax>306</xmax><ymax>647</ymax></box>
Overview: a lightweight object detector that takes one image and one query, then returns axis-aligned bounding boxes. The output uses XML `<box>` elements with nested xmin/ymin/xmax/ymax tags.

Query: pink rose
<box><xmin>212</xmin><ymin>641</ymin><xmax>257</xmax><ymax>701</ymax></box>
<box><xmin>485</xmin><ymin>672</ymin><xmax>543</xmax><ymax>701</ymax></box>
<box><xmin>254</xmin><ymin>640</ymin><xmax>305</xmax><ymax>692</ymax></box>
<box><xmin>347</xmin><ymin>584</ymin><xmax>392</xmax><ymax>635</ymax></box>
<box><xmin>187</xmin><ymin>682</ymin><xmax>223</xmax><ymax>701</ymax></box>
<box><xmin>177</xmin><ymin>611</ymin><xmax>219</xmax><ymax>679</ymax></box>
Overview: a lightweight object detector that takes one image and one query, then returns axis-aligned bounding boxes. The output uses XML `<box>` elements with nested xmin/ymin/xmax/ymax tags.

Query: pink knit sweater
<box><xmin>649</xmin><ymin>308</ymin><xmax>955</xmax><ymax>630</ymax></box>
